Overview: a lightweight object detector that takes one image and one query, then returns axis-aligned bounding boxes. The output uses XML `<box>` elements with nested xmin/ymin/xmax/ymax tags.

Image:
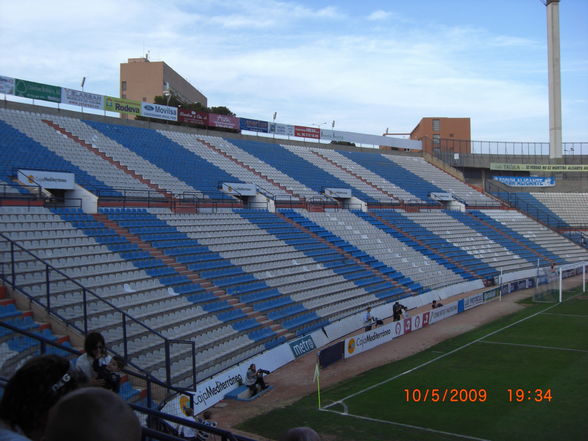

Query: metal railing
<box><xmin>0</xmin><ymin>233</ymin><xmax>197</xmax><ymax>389</ymax></box>
<box><xmin>484</xmin><ymin>180</ymin><xmax>577</xmax><ymax>232</ymax></box>
<box><xmin>0</xmin><ymin>322</ymin><xmax>256</xmax><ymax>441</ymax></box>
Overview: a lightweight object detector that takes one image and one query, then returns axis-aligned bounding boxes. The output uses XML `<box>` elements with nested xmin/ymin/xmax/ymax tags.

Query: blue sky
<box><xmin>1</xmin><ymin>0</ymin><xmax>586</xmax><ymax>142</ymax></box>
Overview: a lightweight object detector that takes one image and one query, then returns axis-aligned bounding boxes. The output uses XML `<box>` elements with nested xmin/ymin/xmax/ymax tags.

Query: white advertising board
<box><xmin>221</xmin><ymin>182</ymin><xmax>257</xmax><ymax>196</ymax></box>
<box><xmin>268</xmin><ymin>123</ymin><xmax>295</xmax><ymax>137</ymax></box>
<box><xmin>429</xmin><ymin>301</ymin><xmax>459</xmax><ymax>324</ymax></box>
<box><xmin>320</xmin><ymin>129</ymin><xmax>422</xmax><ymax>150</ymax></box>
<box><xmin>61</xmin><ymin>88</ymin><xmax>104</xmax><ymax>109</ymax></box>
<box><xmin>344</xmin><ymin>322</ymin><xmax>398</xmax><ymax>358</ymax></box>
<box><xmin>141</xmin><ymin>102</ymin><xmax>178</xmax><ymax>121</ymax></box>
<box><xmin>0</xmin><ymin>75</ymin><xmax>15</xmax><ymax>95</ymax></box>
<box><xmin>324</xmin><ymin>188</ymin><xmax>352</xmax><ymax>198</ymax></box>
<box><xmin>463</xmin><ymin>292</ymin><xmax>484</xmax><ymax>311</ymax></box>
<box><xmin>17</xmin><ymin>169</ymin><xmax>75</xmax><ymax>190</ymax></box>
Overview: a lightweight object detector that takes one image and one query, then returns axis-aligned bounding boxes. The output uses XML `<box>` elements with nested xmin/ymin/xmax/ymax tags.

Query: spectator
<box><xmin>75</xmin><ymin>331</ymin><xmax>110</xmax><ymax>386</ymax></box>
<box><xmin>0</xmin><ymin>354</ymin><xmax>82</xmax><ymax>441</ymax></box>
<box><xmin>279</xmin><ymin>426</ymin><xmax>322</xmax><ymax>441</ymax></box>
<box><xmin>392</xmin><ymin>301</ymin><xmax>407</xmax><ymax>321</ymax></box>
<box><xmin>364</xmin><ymin>306</ymin><xmax>375</xmax><ymax>330</ymax></box>
<box><xmin>93</xmin><ymin>354</ymin><xmax>125</xmax><ymax>393</ymax></box>
<box><xmin>44</xmin><ymin>387</ymin><xmax>141</xmax><ymax>441</ymax></box>
<box><xmin>364</xmin><ymin>306</ymin><xmax>383</xmax><ymax>330</ymax></box>
<box><xmin>195</xmin><ymin>410</ymin><xmax>217</xmax><ymax>441</ymax></box>
<box><xmin>431</xmin><ymin>300</ymin><xmax>443</xmax><ymax>309</ymax></box>
<box><xmin>245</xmin><ymin>364</ymin><xmax>269</xmax><ymax>396</ymax></box>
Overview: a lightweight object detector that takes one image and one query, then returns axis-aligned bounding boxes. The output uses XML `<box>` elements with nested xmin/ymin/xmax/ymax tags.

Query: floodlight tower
<box><xmin>546</xmin><ymin>0</ymin><xmax>562</xmax><ymax>158</ymax></box>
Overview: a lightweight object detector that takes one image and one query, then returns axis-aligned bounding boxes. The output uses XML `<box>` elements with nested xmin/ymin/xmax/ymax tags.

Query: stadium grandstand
<box><xmin>1</xmin><ymin>92</ymin><xmax>587</xmax><ymax>440</ymax></box>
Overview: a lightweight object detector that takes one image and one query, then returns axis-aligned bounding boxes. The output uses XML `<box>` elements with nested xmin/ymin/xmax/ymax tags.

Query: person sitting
<box><xmin>0</xmin><ymin>354</ymin><xmax>82</xmax><ymax>441</ymax></box>
<box><xmin>364</xmin><ymin>306</ymin><xmax>383</xmax><ymax>330</ymax></box>
<box><xmin>245</xmin><ymin>363</ymin><xmax>269</xmax><ymax>396</ymax></box>
<box><xmin>43</xmin><ymin>387</ymin><xmax>141</xmax><ymax>441</ymax></box>
<box><xmin>76</xmin><ymin>331</ymin><xmax>110</xmax><ymax>386</ymax></box>
<box><xmin>431</xmin><ymin>300</ymin><xmax>443</xmax><ymax>309</ymax></box>
<box><xmin>93</xmin><ymin>354</ymin><xmax>125</xmax><ymax>393</ymax></box>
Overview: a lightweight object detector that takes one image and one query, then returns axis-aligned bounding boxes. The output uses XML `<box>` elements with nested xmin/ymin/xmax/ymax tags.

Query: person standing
<box><xmin>392</xmin><ymin>301</ymin><xmax>407</xmax><ymax>321</ymax></box>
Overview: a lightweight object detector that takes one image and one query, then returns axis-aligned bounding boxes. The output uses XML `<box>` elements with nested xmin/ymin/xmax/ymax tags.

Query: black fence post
<box><xmin>45</xmin><ymin>264</ymin><xmax>51</xmax><ymax>312</ymax></box>
<box><xmin>83</xmin><ymin>287</ymin><xmax>88</xmax><ymax>335</ymax></box>
<box><xmin>165</xmin><ymin>339</ymin><xmax>171</xmax><ymax>387</ymax></box>
<box><xmin>10</xmin><ymin>241</ymin><xmax>16</xmax><ymax>288</ymax></box>
<box><xmin>123</xmin><ymin>313</ymin><xmax>128</xmax><ymax>360</ymax></box>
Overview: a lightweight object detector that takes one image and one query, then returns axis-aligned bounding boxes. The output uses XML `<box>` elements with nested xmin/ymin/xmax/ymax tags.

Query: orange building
<box><xmin>120</xmin><ymin>57</ymin><xmax>207</xmax><ymax>108</ymax></box>
<box><xmin>410</xmin><ymin>117</ymin><xmax>471</xmax><ymax>154</ymax></box>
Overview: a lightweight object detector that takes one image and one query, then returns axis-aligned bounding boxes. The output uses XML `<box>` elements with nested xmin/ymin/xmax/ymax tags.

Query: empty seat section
<box><xmin>84</xmin><ymin>120</ymin><xmax>234</xmax><ymax>199</ymax></box>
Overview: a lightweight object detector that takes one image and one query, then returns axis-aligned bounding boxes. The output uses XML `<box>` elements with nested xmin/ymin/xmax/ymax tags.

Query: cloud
<box><xmin>0</xmin><ymin>0</ymin><xmax>585</xmax><ymax>141</ymax></box>
<box><xmin>367</xmin><ymin>10</ymin><xmax>392</xmax><ymax>21</ymax></box>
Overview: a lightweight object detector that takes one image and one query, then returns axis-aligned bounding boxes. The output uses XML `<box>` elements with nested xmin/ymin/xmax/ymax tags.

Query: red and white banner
<box><xmin>208</xmin><ymin>113</ymin><xmax>240</xmax><ymax>130</ymax></box>
<box><xmin>294</xmin><ymin>125</ymin><xmax>320</xmax><ymax>139</ymax></box>
<box><xmin>178</xmin><ymin>109</ymin><xmax>208</xmax><ymax>126</ymax></box>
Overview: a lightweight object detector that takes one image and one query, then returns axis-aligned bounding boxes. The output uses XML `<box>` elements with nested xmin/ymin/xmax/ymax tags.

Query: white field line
<box><xmin>480</xmin><ymin>340</ymin><xmax>588</xmax><ymax>353</ymax></box>
<box><xmin>320</xmin><ymin>407</ymin><xmax>493</xmax><ymax>441</ymax></box>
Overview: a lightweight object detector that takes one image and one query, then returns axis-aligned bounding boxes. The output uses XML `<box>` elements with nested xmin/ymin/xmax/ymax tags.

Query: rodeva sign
<box><xmin>104</xmin><ymin>96</ymin><xmax>141</xmax><ymax>115</ymax></box>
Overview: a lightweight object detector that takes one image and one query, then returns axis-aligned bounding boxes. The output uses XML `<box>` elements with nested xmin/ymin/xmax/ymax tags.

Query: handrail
<box><xmin>0</xmin><ymin>322</ymin><xmax>248</xmax><ymax>441</ymax></box>
<box><xmin>0</xmin><ymin>232</ymin><xmax>196</xmax><ymax>388</ymax></box>
<box><xmin>130</xmin><ymin>405</ymin><xmax>259</xmax><ymax>441</ymax></box>
<box><xmin>0</xmin><ymin>320</ymin><xmax>193</xmax><ymax>398</ymax></box>
<box><xmin>484</xmin><ymin>181</ymin><xmax>580</xmax><ymax>231</ymax></box>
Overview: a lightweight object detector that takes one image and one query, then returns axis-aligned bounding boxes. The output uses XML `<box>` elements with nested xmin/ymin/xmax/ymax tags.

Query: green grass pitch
<box><xmin>238</xmin><ymin>290</ymin><xmax>588</xmax><ymax>441</ymax></box>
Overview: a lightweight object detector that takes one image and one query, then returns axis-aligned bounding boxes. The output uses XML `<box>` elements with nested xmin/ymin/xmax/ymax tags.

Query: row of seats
<box><xmin>2</xmin><ymin>107</ymin><xmax>498</xmax><ymax>206</ymax></box>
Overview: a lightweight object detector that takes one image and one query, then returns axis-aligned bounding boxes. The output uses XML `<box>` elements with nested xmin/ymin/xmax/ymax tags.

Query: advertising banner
<box><xmin>410</xmin><ymin>312</ymin><xmax>428</xmax><ymax>331</ymax></box>
<box><xmin>14</xmin><ymin>79</ymin><xmax>61</xmax><ymax>102</ymax></box>
<box><xmin>429</xmin><ymin>301</ymin><xmax>458</xmax><ymax>324</ymax></box>
<box><xmin>141</xmin><ymin>102</ymin><xmax>178</xmax><ymax>121</ymax></box>
<box><xmin>324</xmin><ymin>188</ymin><xmax>352</xmax><ymax>198</ymax></box>
<box><xmin>320</xmin><ymin>128</ymin><xmax>422</xmax><ymax>150</ymax></box>
<box><xmin>344</xmin><ymin>322</ymin><xmax>399</xmax><ymax>358</ymax></box>
<box><xmin>463</xmin><ymin>292</ymin><xmax>485</xmax><ymax>311</ymax></box>
<box><xmin>491</xmin><ymin>163</ymin><xmax>588</xmax><ymax>172</ymax></box>
<box><xmin>104</xmin><ymin>96</ymin><xmax>141</xmax><ymax>116</ymax></box>
<box><xmin>188</xmin><ymin>366</ymin><xmax>243</xmax><ymax>414</ymax></box>
<box><xmin>294</xmin><ymin>126</ymin><xmax>320</xmax><ymax>139</ymax></box>
<box><xmin>61</xmin><ymin>88</ymin><xmax>104</xmax><ymax>109</ymax></box>
<box><xmin>221</xmin><ymin>183</ymin><xmax>257</xmax><ymax>196</ymax></box>
<box><xmin>17</xmin><ymin>169</ymin><xmax>75</xmax><ymax>190</ymax></box>
<box><xmin>0</xmin><ymin>75</ymin><xmax>15</xmax><ymax>95</ymax></box>
<box><xmin>493</xmin><ymin>176</ymin><xmax>555</xmax><ymax>187</ymax></box>
<box><xmin>483</xmin><ymin>288</ymin><xmax>499</xmax><ymax>302</ymax></box>
<box><xmin>208</xmin><ymin>114</ymin><xmax>240</xmax><ymax>130</ymax></box>
<box><xmin>240</xmin><ymin>118</ymin><xmax>269</xmax><ymax>133</ymax></box>
<box><xmin>269</xmin><ymin>123</ymin><xmax>295</xmax><ymax>137</ymax></box>
<box><xmin>429</xmin><ymin>192</ymin><xmax>454</xmax><ymax>201</ymax></box>
<box><xmin>289</xmin><ymin>335</ymin><xmax>317</xmax><ymax>358</ymax></box>
<box><xmin>178</xmin><ymin>109</ymin><xmax>208</xmax><ymax>126</ymax></box>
